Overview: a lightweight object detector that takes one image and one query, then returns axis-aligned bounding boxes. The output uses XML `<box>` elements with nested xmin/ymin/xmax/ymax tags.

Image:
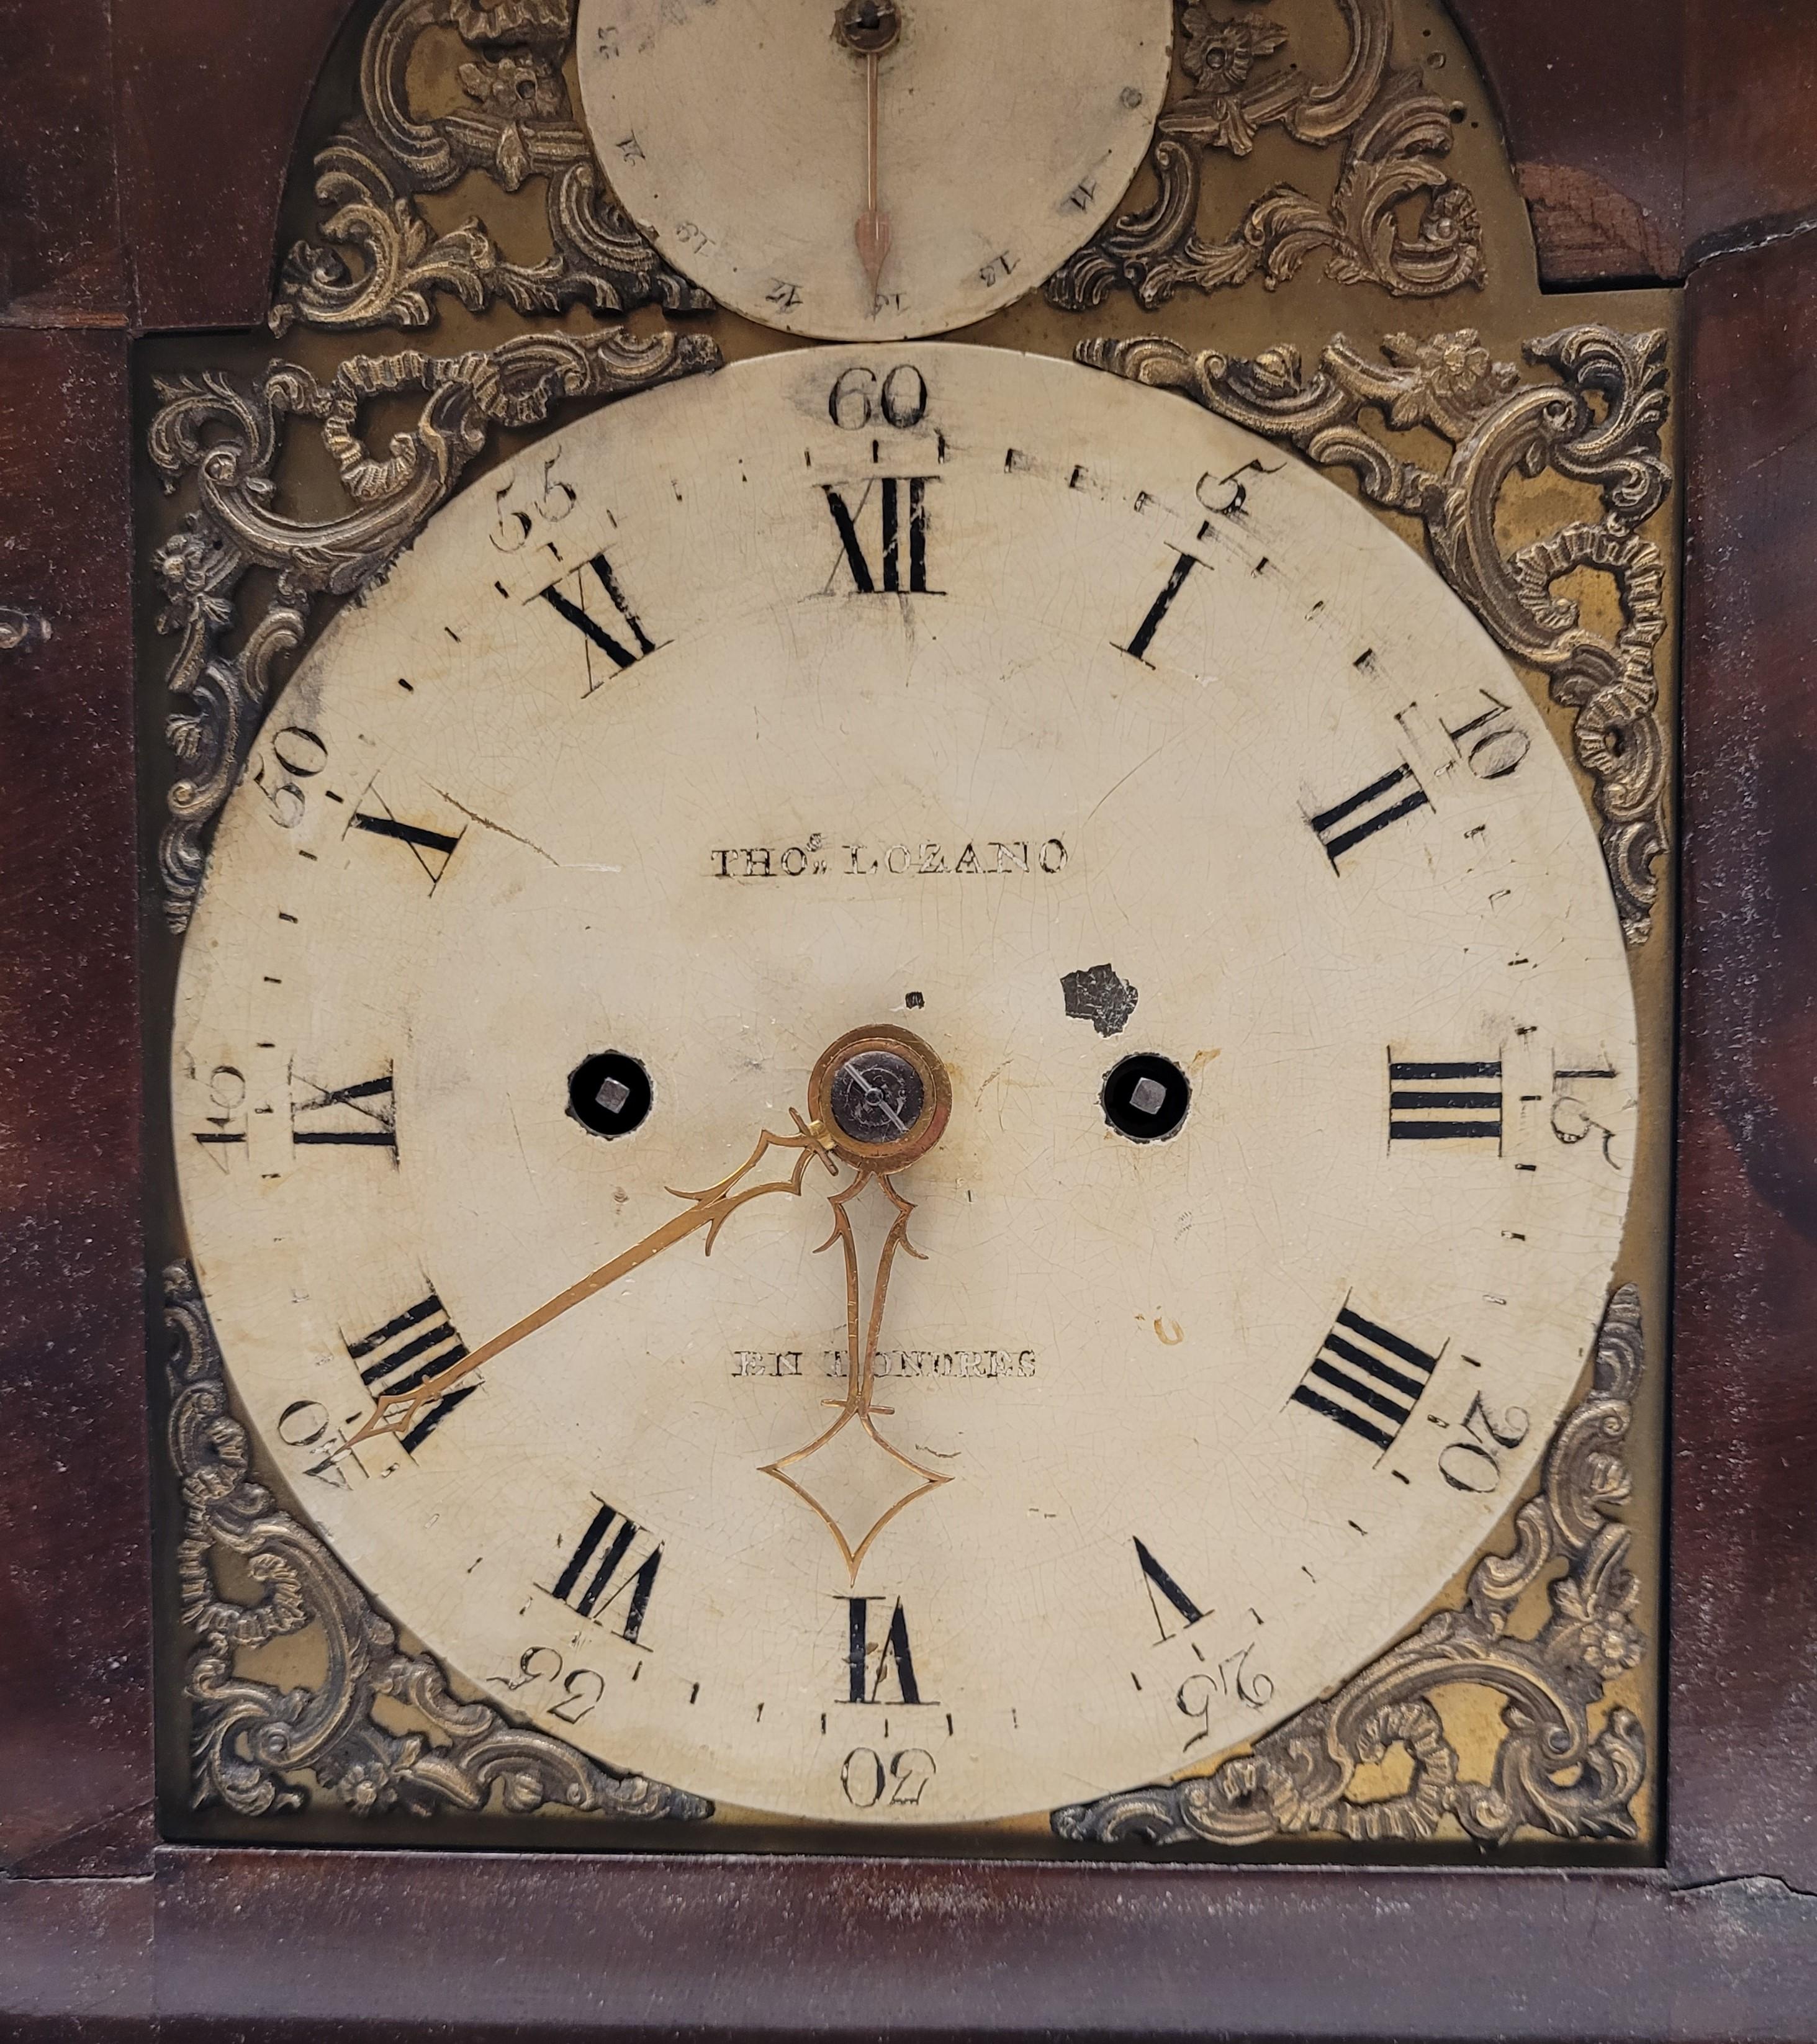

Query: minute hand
<box><xmin>346</xmin><ymin>1116</ymin><xmax>837</xmax><ymax>1449</ymax></box>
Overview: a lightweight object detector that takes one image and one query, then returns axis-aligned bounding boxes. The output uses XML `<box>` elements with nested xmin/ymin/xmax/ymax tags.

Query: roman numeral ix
<box><xmin>1290</xmin><ymin>1305</ymin><xmax>1443</xmax><ymax>1454</ymax></box>
<box><xmin>548</xmin><ymin>1498</ymin><xmax>663</xmax><ymax>1646</ymax></box>
<box><xmin>536</xmin><ymin>551</ymin><xmax>663</xmax><ymax>692</ymax></box>
<box><xmin>292</xmin><ymin>1069</ymin><xmax>397</xmax><ymax>1151</ymax></box>
<box><xmin>345</xmin><ymin>1290</ymin><xmax>475</xmax><ymax>1454</ymax></box>
<box><xmin>1389</xmin><ymin>1058</ymin><xmax>1503</xmax><ymax>1145</ymax></box>
<box><xmin>1307</xmin><ymin>762</ymin><xmax>1430</xmax><ymax>868</ymax></box>
<box><xmin>823</xmin><ymin>478</ymin><xmax>939</xmax><ymax>595</ymax></box>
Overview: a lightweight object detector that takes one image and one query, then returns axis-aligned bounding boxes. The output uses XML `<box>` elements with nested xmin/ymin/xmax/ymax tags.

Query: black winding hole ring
<box><xmin>569</xmin><ymin>1051</ymin><xmax>654</xmax><ymax>1140</ymax></box>
<box><xmin>1103</xmin><ymin>1053</ymin><xmax>1191</xmax><ymax>1143</ymax></box>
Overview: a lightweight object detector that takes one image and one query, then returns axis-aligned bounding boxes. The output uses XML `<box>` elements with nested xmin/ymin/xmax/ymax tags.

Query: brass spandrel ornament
<box><xmin>143</xmin><ymin>0</ymin><xmax>1672</xmax><ymax>1853</ymax></box>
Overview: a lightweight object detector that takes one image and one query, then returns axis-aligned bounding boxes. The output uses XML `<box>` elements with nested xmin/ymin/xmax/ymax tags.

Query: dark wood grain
<box><xmin>0</xmin><ymin>0</ymin><xmax>128</xmax><ymax>324</ymax></box>
<box><xmin>1673</xmin><ymin>221</ymin><xmax>1817</xmax><ymax>1893</ymax></box>
<box><xmin>0</xmin><ymin>326</ymin><xmax>151</xmax><ymax>1880</ymax></box>
<box><xmin>111</xmin><ymin>0</ymin><xmax>353</xmax><ymax>331</ymax></box>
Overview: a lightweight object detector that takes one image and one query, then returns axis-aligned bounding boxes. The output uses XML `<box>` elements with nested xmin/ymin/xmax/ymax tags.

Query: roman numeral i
<box><xmin>1290</xmin><ymin>1305</ymin><xmax>1442</xmax><ymax>1454</ymax></box>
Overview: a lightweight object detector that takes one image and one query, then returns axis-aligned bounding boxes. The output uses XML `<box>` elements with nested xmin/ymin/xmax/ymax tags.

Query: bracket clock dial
<box><xmin>140</xmin><ymin>0</ymin><xmax>1673</xmax><ymax>1861</ymax></box>
<box><xmin>173</xmin><ymin>341</ymin><xmax>1638</xmax><ymax>1826</ymax></box>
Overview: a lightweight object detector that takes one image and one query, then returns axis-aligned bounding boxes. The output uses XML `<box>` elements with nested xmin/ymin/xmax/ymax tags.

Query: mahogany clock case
<box><xmin>3</xmin><ymin>0</ymin><xmax>1817</xmax><ymax>2036</ymax></box>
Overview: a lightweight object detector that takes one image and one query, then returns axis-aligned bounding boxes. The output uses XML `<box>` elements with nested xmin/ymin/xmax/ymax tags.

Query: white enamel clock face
<box><xmin>576</xmin><ymin>0</ymin><xmax>1171</xmax><ymax>340</ymax></box>
<box><xmin>174</xmin><ymin>344</ymin><xmax>1637</xmax><ymax>1826</ymax></box>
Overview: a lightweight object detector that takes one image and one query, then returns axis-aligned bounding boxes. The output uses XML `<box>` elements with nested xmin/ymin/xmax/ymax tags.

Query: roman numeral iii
<box><xmin>823</xmin><ymin>478</ymin><xmax>939</xmax><ymax>595</ymax></box>
<box><xmin>344</xmin><ymin>1289</ymin><xmax>475</xmax><ymax>1454</ymax></box>
<box><xmin>1388</xmin><ymin>1058</ymin><xmax>1503</xmax><ymax>1145</ymax></box>
<box><xmin>1307</xmin><ymin>762</ymin><xmax>1430</xmax><ymax>868</ymax></box>
<box><xmin>1290</xmin><ymin>1305</ymin><xmax>1442</xmax><ymax>1454</ymax></box>
<box><xmin>536</xmin><ymin>550</ymin><xmax>663</xmax><ymax>691</ymax></box>
<box><xmin>548</xmin><ymin>1498</ymin><xmax>663</xmax><ymax>1646</ymax></box>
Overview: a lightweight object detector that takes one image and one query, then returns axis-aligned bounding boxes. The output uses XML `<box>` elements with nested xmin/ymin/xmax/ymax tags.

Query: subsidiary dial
<box><xmin>577</xmin><ymin>0</ymin><xmax>1172</xmax><ymax>339</ymax></box>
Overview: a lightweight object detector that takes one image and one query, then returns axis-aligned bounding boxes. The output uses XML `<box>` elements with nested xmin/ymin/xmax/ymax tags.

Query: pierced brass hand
<box><xmin>762</xmin><ymin>1024</ymin><xmax>954</xmax><ymax>1578</ymax></box>
<box><xmin>346</xmin><ymin>1111</ymin><xmax>839</xmax><ymax>1449</ymax></box>
<box><xmin>835</xmin><ymin>0</ymin><xmax>901</xmax><ymax>294</ymax></box>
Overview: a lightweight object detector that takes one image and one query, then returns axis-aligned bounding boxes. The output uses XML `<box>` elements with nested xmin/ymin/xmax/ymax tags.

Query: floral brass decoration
<box><xmin>1080</xmin><ymin>323</ymin><xmax>1670</xmax><ymax>943</ymax></box>
<box><xmin>1048</xmin><ymin>0</ymin><xmax>1483</xmax><ymax>312</ymax></box>
<box><xmin>166</xmin><ymin>1262</ymin><xmax>711</xmax><ymax>1824</ymax></box>
<box><xmin>1055</xmin><ymin>1284</ymin><xmax>1646</xmax><ymax>1847</ymax></box>
<box><xmin>271</xmin><ymin>0</ymin><xmax>711</xmax><ymax>336</ymax></box>
<box><xmin>149</xmin><ymin>325</ymin><xmax>718</xmax><ymax>932</ymax></box>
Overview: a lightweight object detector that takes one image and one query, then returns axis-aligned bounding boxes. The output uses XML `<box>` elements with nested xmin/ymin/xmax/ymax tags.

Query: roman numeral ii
<box><xmin>1307</xmin><ymin>762</ymin><xmax>1430</xmax><ymax>868</ymax></box>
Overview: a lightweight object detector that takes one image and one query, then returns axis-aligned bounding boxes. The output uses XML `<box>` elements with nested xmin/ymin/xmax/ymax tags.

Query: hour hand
<box><xmin>346</xmin><ymin>1114</ymin><xmax>838</xmax><ymax>1449</ymax></box>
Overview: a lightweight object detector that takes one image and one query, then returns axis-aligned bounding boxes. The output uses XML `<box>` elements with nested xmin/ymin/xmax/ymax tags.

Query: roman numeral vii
<box><xmin>344</xmin><ymin>1289</ymin><xmax>474</xmax><ymax>1454</ymax></box>
<box><xmin>548</xmin><ymin>1498</ymin><xmax>663</xmax><ymax>1646</ymax></box>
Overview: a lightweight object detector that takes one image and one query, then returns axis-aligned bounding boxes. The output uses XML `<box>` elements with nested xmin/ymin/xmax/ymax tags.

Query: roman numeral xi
<box><xmin>345</xmin><ymin>1289</ymin><xmax>476</xmax><ymax>1454</ymax></box>
<box><xmin>536</xmin><ymin>551</ymin><xmax>662</xmax><ymax>692</ymax></box>
<box><xmin>1290</xmin><ymin>1305</ymin><xmax>1443</xmax><ymax>1454</ymax></box>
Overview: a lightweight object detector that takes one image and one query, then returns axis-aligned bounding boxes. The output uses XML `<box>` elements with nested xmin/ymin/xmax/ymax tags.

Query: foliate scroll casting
<box><xmin>150</xmin><ymin>325</ymin><xmax>718</xmax><ymax>932</ymax></box>
<box><xmin>166</xmin><ymin>1263</ymin><xmax>710</xmax><ymax>1824</ymax></box>
<box><xmin>1080</xmin><ymin>323</ymin><xmax>1670</xmax><ymax>942</ymax></box>
<box><xmin>1048</xmin><ymin>0</ymin><xmax>1483</xmax><ymax>312</ymax></box>
<box><xmin>271</xmin><ymin>0</ymin><xmax>711</xmax><ymax>336</ymax></box>
<box><xmin>1056</xmin><ymin>1284</ymin><xmax>1647</xmax><ymax>1848</ymax></box>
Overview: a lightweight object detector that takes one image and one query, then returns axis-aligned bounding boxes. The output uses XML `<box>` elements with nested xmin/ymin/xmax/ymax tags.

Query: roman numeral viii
<box><xmin>1307</xmin><ymin>762</ymin><xmax>1430</xmax><ymax>868</ymax></box>
<box><xmin>1389</xmin><ymin>1058</ymin><xmax>1503</xmax><ymax>1144</ymax></box>
<box><xmin>548</xmin><ymin>1498</ymin><xmax>662</xmax><ymax>1646</ymax></box>
<box><xmin>1290</xmin><ymin>1305</ymin><xmax>1443</xmax><ymax>1454</ymax></box>
<box><xmin>536</xmin><ymin>550</ymin><xmax>663</xmax><ymax>692</ymax></box>
<box><xmin>345</xmin><ymin>1289</ymin><xmax>475</xmax><ymax>1454</ymax></box>
<box><xmin>823</xmin><ymin>478</ymin><xmax>940</xmax><ymax>595</ymax></box>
